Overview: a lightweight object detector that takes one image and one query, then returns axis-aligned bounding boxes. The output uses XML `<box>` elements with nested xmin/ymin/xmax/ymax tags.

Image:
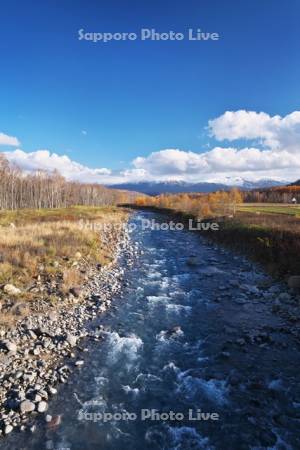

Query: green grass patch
<box><xmin>238</xmin><ymin>205</ymin><xmax>300</xmax><ymax>216</ymax></box>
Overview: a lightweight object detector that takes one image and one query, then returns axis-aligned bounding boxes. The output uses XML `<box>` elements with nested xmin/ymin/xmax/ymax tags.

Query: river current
<box><xmin>3</xmin><ymin>212</ymin><xmax>300</xmax><ymax>450</ymax></box>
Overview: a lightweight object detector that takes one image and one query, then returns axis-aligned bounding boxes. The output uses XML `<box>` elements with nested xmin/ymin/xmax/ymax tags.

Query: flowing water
<box><xmin>3</xmin><ymin>212</ymin><xmax>300</xmax><ymax>450</ymax></box>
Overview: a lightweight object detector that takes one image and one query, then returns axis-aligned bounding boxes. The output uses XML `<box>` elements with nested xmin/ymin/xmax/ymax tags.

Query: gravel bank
<box><xmin>0</xmin><ymin>222</ymin><xmax>136</xmax><ymax>437</ymax></box>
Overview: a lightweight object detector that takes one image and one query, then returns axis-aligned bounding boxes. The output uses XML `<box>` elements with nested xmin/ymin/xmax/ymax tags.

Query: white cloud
<box><xmin>3</xmin><ymin>109</ymin><xmax>300</xmax><ymax>185</ymax></box>
<box><xmin>208</xmin><ymin>110</ymin><xmax>300</xmax><ymax>152</ymax></box>
<box><xmin>4</xmin><ymin>149</ymin><xmax>113</xmax><ymax>184</ymax></box>
<box><xmin>133</xmin><ymin>149</ymin><xmax>208</xmax><ymax>176</ymax></box>
<box><xmin>130</xmin><ymin>147</ymin><xmax>300</xmax><ymax>183</ymax></box>
<box><xmin>0</xmin><ymin>132</ymin><xmax>20</xmax><ymax>146</ymax></box>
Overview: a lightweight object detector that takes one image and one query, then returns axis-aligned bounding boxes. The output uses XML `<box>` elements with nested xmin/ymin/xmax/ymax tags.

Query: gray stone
<box><xmin>37</xmin><ymin>401</ymin><xmax>48</xmax><ymax>413</ymax></box>
<box><xmin>2</xmin><ymin>340</ymin><xmax>17</xmax><ymax>353</ymax></box>
<box><xmin>48</xmin><ymin>386</ymin><xmax>57</xmax><ymax>395</ymax></box>
<box><xmin>66</xmin><ymin>333</ymin><xmax>77</xmax><ymax>347</ymax></box>
<box><xmin>69</xmin><ymin>287</ymin><xmax>81</xmax><ymax>298</ymax></box>
<box><xmin>3</xmin><ymin>284</ymin><xmax>22</xmax><ymax>296</ymax></box>
<box><xmin>20</xmin><ymin>400</ymin><xmax>35</xmax><ymax>413</ymax></box>
<box><xmin>4</xmin><ymin>424</ymin><xmax>13</xmax><ymax>435</ymax></box>
<box><xmin>48</xmin><ymin>311</ymin><xmax>58</xmax><ymax>321</ymax></box>
<box><xmin>75</xmin><ymin>360</ymin><xmax>84</xmax><ymax>367</ymax></box>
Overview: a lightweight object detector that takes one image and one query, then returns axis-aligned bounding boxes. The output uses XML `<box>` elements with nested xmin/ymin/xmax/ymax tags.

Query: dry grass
<box><xmin>207</xmin><ymin>206</ymin><xmax>300</xmax><ymax>277</ymax></box>
<box><xmin>235</xmin><ymin>210</ymin><xmax>300</xmax><ymax>234</ymax></box>
<box><xmin>0</xmin><ymin>205</ymin><xmax>122</xmax><ymax>226</ymax></box>
<box><xmin>61</xmin><ymin>268</ymin><xmax>84</xmax><ymax>293</ymax></box>
<box><xmin>0</xmin><ymin>206</ymin><xmax>128</xmax><ymax>327</ymax></box>
<box><xmin>0</xmin><ymin>221</ymin><xmax>99</xmax><ymax>285</ymax></box>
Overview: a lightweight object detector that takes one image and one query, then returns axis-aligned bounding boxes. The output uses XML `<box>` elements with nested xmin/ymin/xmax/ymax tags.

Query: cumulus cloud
<box><xmin>0</xmin><ymin>132</ymin><xmax>20</xmax><ymax>146</ymax></box>
<box><xmin>4</xmin><ymin>149</ymin><xmax>113</xmax><ymax>184</ymax></box>
<box><xmin>130</xmin><ymin>147</ymin><xmax>300</xmax><ymax>182</ymax></box>
<box><xmin>208</xmin><ymin>110</ymin><xmax>300</xmax><ymax>152</ymax></box>
<box><xmin>2</xmin><ymin>109</ymin><xmax>300</xmax><ymax>185</ymax></box>
<box><xmin>133</xmin><ymin>149</ymin><xmax>208</xmax><ymax>176</ymax></box>
<box><xmin>127</xmin><ymin>110</ymin><xmax>300</xmax><ymax>182</ymax></box>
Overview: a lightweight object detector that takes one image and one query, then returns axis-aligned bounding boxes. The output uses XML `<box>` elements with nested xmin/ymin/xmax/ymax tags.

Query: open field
<box><xmin>234</xmin><ymin>203</ymin><xmax>300</xmax><ymax>235</ymax></box>
<box><xmin>238</xmin><ymin>203</ymin><xmax>300</xmax><ymax>217</ymax></box>
<box><xmin>0</xmin><ymin>205</ymin><xmax>123</xmax><ymax>226</ymax></box>
<box><xmin>212</xmin><ymin>203</ymin><xmax>300</xmax><ymax>277</ymax></box>
<box><xmin>0</xmin><ymin>206</ymin><xmax>128</xmax><ymax>327</ymax></box>
<box><xmin>133</xmin><ymin>199</ymin><xmax>300</xmax><ymax>277</ymax></box>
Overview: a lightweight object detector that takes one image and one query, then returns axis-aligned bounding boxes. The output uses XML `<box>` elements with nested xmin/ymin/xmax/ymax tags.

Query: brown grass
<box><xmin>0</xmin><ymin>206</ymin><xmax>128</xmax><ymax>327</ymax></box>
<box><xmin>206</xmin><ymin>210</ymin><xmax>300</xmax><ymax>277</ymax></box>
<box><xmin>235</xmin><ymin>210</ymin><xmax>300</xmax><ymax>234</ymax></box>
<box><xmin>61</xmin><ymin>268</ymin><xmax>84</xmax><ymax>294</ymax></box>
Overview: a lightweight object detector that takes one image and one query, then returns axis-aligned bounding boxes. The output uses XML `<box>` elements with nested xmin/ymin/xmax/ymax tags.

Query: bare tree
<box><xmin>0</xmin><ymin>153</ymin><xmax>128</xmax><ymax>210</ymax></box>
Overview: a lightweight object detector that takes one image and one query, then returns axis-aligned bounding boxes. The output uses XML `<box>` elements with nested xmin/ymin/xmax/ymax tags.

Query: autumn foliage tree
<box><xmin>134</xmin><ymin>188</ymin><xmax>243</xmax><ymax>218</ymax></box>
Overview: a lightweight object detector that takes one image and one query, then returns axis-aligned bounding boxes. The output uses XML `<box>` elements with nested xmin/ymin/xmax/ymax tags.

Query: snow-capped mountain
<box><xmin>108</xmin><ymin>178</ymin><xmax>286</xmax><ymax>195</ymax></box>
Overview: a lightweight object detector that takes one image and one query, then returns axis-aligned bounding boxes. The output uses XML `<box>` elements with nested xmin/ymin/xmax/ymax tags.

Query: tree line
<box><xmin>0</xmin><ymin>153</ymin><xmax>130</xmax><ymax>210</ymax></box>
<box><xmin>135</xmin><ymin>189</ymin><xmax>243</xmax><ymax>218</ymax></box>
<box><xmin>243</xmin><ymin>186</ymin><xmax>300</xmax><ymax>203</ymax></box>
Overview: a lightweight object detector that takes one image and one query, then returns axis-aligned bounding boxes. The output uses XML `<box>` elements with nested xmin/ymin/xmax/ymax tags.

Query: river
<box><xmin>3</xmin><ymin>211</ymin><xmax>300</xmax><ymax>450</ymax></box>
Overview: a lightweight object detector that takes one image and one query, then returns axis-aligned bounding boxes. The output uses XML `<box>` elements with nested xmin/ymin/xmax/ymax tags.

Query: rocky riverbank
<box><xmin>0</xmin><ymin>219</ymin><xmax>136</xmax><ymax>437</ymax></box>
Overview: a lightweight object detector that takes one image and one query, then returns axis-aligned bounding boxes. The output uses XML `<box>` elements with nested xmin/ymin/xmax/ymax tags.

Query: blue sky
<box><xmin>1</xmin><ymin>0</ymin><xmax>300</xmax><ymax>184</ymax></box>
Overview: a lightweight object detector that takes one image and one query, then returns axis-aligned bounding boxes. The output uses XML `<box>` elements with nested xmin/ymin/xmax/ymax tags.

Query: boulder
<box><xmin>48</xmin><ymin>311</ymin><xmax>58</xmax><ymax>322</ymax></box>
<box><xmin>3</xmin><ymin>284</ymin><xmax>21</xmax><ymax>296</ymax></box>
<box><xmin>13</xmin><ymin>302</ymin><xmax>28</xmax><ymax>316</ymax></box>
<box><xmin>69</xmin><ymin>287</ymin><xmax>81</xmax><ymax>298</ymax></box>
<box><xmin>20</xmin><ymin>400</ymin><xmax>35</xmax><ymax>413</ymax></box>
<box><xmin>2</xmin><ymin>340</ymin><xmax>17</xmax><ymax>353</ymax></box>
<box><xmin>75</xmin><ymin>360</ymin><xmax>84</xmax><ymax>367</ymax></box>
<box><xmin>4</xmin><ymin>424</ymin><xmax>13</xmax><ymax>435</ymax></box>
<box><xmin>66</xmin><ymin>333</ymin><xmax>77</xmax><ymax>347</ymax></box>
<box><xmin>48</xmin><ymin>387</ymin><xmax>57</xmax><ymax>395</ymax></box>
<box><xmin>37</xmin><ymin>401</ymin><xmax>48</xmax><ymax>413</ymax></box>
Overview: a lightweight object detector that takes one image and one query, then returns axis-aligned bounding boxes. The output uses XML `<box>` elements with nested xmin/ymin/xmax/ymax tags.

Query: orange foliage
<box><xmin>135</xmin><ymin>189</ymin><xmax>243</xmax><ymax>218</ymax></box>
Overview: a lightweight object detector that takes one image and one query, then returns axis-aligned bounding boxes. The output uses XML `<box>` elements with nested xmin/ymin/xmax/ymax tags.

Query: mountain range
<box><xmin>109</xmin><ymin>178</ymin><xmax>286</xmax><ymax>196</ymax></box>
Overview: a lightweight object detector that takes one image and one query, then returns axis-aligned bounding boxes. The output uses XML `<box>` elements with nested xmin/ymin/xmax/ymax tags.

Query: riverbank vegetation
<box><xmin>210</xmin><ymin>212</ymin><xmax>300</xmax><ymax>277</ymax></box>
<box><xmin>0</xmin><ymin>206</ymin><xmax>128</xmax><ymax>328</ymax></box>
<box><xmin>134</xmin><ymin>191</ymin><xmax>300</xmax><ymax>277</ymax></box>
<box><xmin>135</xmin><ymin>189</ymin><xmax>243</xmax><ymax>217</ymax></box>
<box><xmin>0</xmin><ymin>153</ymin><xmax>134</xmax><ymax>327</ymax></box>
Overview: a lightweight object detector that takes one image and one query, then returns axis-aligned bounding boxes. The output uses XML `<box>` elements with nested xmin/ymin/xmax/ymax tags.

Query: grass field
<box><xmin>0</xmin><ymin>206</ymin><xmax>128</xmax><ymax>327</ymax></box>
<box><xmin>210</xmin><ymin>202</ymin><xmax>300</xmax><ymax>277</ymax></box>
<box><xmin>233</xmin><ymin>203</ymin><xmax>300</xmax><ymax>235</ymax></box>
<box><xmin>238</xmin><ymin>203</ymin><xmax>300</xmax><ymax>216</ymax></box>
<box><xmin>0</xmin><ymin>205</ymin><xmax>122</xmax><ymax>226</ymax></box>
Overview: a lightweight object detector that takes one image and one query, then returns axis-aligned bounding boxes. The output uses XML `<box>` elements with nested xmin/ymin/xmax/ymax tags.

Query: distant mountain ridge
<box><xmin>289</xmin><ymin>179</ymin><xmax>300</xmax><ymax>186</ymax></box>
<box><xmin>108</xmin><ymin>178</ymin><xmax>286</xmax><ymax>195</ymax></box>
